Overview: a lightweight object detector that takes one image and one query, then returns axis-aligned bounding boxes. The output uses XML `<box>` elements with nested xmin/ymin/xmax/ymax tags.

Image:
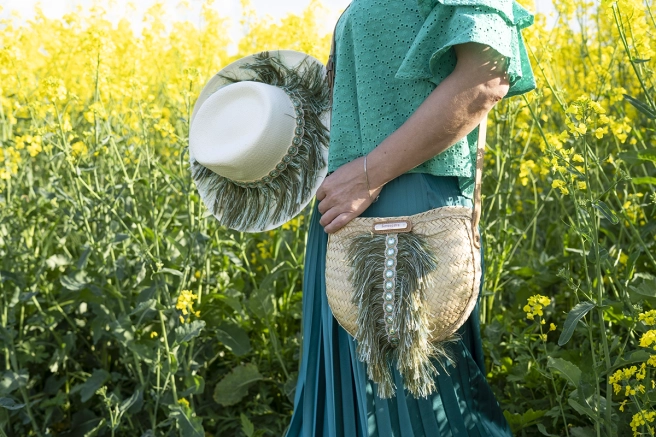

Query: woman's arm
<box><xmin>316</xmin><ymin>42</ymin><xmax>510</xmax><ymax>233</ymax></box>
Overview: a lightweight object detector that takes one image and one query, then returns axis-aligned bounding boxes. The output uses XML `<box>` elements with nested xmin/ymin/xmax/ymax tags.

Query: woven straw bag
<box><xmin>324</xmin><ymin>121</ymin><xmax>487</xmax><ymax>399</ymax></box>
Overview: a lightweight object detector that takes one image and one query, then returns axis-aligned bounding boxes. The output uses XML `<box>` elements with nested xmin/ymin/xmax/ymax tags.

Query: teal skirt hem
<box><xmin>285</xmin><ymin>174</ymin><xmax>512</xmax><ymax>437</ymax></box>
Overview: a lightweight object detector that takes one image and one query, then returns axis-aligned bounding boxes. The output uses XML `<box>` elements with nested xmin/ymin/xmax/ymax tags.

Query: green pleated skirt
<box><xmin>285</xmin><ymin>173</ymin><xmax>512</xmax><ymax>437</ymax></box>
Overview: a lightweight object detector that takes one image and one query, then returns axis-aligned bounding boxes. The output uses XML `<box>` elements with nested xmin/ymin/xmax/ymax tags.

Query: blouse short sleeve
<box><xmin>396</xmin><ymin>0</ymin><xmax>536</xmax><ymax>98</ymax></box>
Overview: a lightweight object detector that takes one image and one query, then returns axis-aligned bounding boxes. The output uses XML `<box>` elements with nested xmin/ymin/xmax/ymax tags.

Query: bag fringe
<box><xmin>347</xmin><ymin>232</ymin><xmax>459</xmax><ymax>398</ymax></box>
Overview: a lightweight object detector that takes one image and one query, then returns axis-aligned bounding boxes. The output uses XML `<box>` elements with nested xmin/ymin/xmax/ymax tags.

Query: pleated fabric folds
<box><xmin>284</xmin><ymin>174</ymin><xmax>513</xmax><ymax>437</ymax></box>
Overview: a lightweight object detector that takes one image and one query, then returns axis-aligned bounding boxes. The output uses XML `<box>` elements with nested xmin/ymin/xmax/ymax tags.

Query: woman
<box><xmin>285</xmin><ymin>1</ymin><xmax>535</xmax><ymax>435</ymax></box>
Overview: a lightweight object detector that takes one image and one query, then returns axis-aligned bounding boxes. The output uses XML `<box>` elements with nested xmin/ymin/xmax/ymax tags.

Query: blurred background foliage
<box><xmin>0</xmin><ymin>0</ymin><xmax>655</xmax><ymax>436</ymax></box>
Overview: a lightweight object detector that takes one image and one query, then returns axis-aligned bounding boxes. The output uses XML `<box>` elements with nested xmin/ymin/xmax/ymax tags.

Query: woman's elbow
<box><xmin>481</xmin><ymin>78</ymin><xmax>510</xmax><ymax>107</ymax></box>
<box><xmin>453</xmin><ymin>42</ymin><xmax>510</xmax><ymax>110</ymax></box>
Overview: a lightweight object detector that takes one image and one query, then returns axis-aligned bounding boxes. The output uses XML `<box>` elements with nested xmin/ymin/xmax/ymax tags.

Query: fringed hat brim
<box><xmin>189</xmin><ymin>50</ymin><xmax>330</xmax><ymax>232</ymax></box>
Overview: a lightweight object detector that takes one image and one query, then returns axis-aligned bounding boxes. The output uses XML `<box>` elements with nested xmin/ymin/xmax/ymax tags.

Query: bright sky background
<box><xmin>2</xmin><ymin>0</ymin><xmax>557</xmax><ymax>44</ymax></box>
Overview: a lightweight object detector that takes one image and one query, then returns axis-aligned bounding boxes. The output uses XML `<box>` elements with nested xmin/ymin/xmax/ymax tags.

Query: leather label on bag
<box><xmin>372</xmin><ymin>220</ymin><xmax>413</xmax><ymax>234</ymax></box>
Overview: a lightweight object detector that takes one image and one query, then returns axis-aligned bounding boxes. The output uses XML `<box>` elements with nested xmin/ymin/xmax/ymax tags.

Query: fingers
<box><xmin>323</xmin><ymin>212</ymin><xmax>354</xmax><ymax>234</ymax></box>
<box><xmin>316</xmin><ymin>185</ymin><xmax>325</xmax><ymax>201</ymax></box>
<box><xmin>319</xmin><ymin>204</ymin><xmax>342</xmax><ymax>228</ymax></box>
<box><xmin>316</xmin><ymin>177</ymin><xmax>330</xmax><ymax>201</ymax></box>
<box><xmin>317</xmin><ymin>195</ymin><xmax>331</xmax><ymax>215</ymax></box>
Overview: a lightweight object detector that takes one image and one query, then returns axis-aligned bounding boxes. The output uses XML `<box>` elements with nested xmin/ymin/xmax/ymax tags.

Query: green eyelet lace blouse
<box><xmin>328</xmin><ymin>0</ymin><xmax>537</xmax><ymax>197</ymax></box>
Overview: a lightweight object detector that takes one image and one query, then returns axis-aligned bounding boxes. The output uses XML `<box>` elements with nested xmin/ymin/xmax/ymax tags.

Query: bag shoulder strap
<box><xmin>472</xmin><ymin>114</ymin><xmax>487</xmax><ymax>249</ymax></box>
<box><xmin>326</xmin><ymin>6</ymin><xmax>486</xmax><ymax>248</ymax></box>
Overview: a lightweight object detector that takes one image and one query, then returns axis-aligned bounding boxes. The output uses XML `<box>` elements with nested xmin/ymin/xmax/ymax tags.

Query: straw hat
<box><xmin>189</xmin><ymin>50</ymin><xmax>331</xmax><ymax>232</ymax></box>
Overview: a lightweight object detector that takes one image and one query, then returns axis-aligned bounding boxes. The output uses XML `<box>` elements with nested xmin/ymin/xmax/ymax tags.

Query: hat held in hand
<box><xmin>189</xmin><ymin>50</ymin><xmax>331</xmax><ymax>232</ymax></box>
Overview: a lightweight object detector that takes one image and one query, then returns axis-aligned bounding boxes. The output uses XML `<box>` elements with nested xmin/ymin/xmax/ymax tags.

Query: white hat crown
<box><xmin>190</xmin><ymin>81</ymin><xmax>298</xmax><ymax>182</ymax></box>
<box><xmin>188</xmin><ymin>50</ymin><xmax>330</xmax><ymax>232</ymax></box>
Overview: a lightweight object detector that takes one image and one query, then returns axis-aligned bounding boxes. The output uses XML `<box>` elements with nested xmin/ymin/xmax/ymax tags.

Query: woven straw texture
<box><xmin>325</xmin><ymin>205</ymin><xmax>481</xmax><ymax>344</ymax></box>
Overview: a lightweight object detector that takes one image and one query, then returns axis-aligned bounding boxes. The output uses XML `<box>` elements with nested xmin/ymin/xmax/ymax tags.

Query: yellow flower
<box><xmin>619</xmin><ymin>253</ymin><xmax>629</xmax><ymax>265</ymax></box>
<box><xmin>631</xmin><ymin>411</ymin><xmax>656</xmax><ymax>435</ymax></box>
<box><xmin>552</xmin><ymin>179</ymin><xmax>569</xmax><ymax>195</ymax></box>
<box><xmin>42</xmin><ymin>77</ymin><xmax>67</xmax><ymax>102</ymax></box>
<box><xmin>549</xmin><ymin>323</ymin><xmax>556</xmax><ymax>332</ymax></box>
<box><xmin>639</xmin><ymin>310</ymin><xmax>656</xmax><ymax>326</ymax></box>
<box><xmin>178</xmin><ymin>398</ymin><xmax>190</xmax><ymax>408</ymax></box>
<box><xmin>572</xmin><ymin>154</ymin><xmax>585</xmax><ymax>163</ymax></box>
<box><xmin>176</xmin><ymin>290</ymin><xmax>199</xmax><ymax>323</ymax></box>
<box><xmin>150</xmin><ymin>331</ymin><xmax>158</xmax><ymax>339</ymax></box>
<box><xmin>574</xmin><ymin>123</ymin><xmax>587</xmax><ymax>135</ymax></box>
<box><xmin>577</xmin><ymin>181</ymin><xmax>587</xmax><ymax>190</ymax></box>
<box><xmin>594</xmin><ymin>127</ymin><xmax>607</xmax><ymax>139</ymax></box>
<box><xmin>648</xmin><ymin>355</ymin><xmax>656</xmax><ymax>367</ymax></box>
<box><xmin>523</xmin><ymin>295</ymin><xmax>551</xmax><ymax>321</ymax></box>
<box><xmin>589</xmin><ymin>100</ymin><xmax>606</xmax><ymax>114</ymax></box>
<box><xmin>71</xmin><ymin>141</ymin><xmax>87</xmax><ymax>157</ymax></box>
<box><xmin>552</xmin><ymin>179</ymin><xmax>566</xmax><ymax>190</ymax></box>
<box><xmin>640</xmin><ymin>330</ymin><xmax>656</xmax><ymax>350</ymax></box>
<box><xmin>637</xmin><ymin>363</ymin><xmax>646</xmax><ymax>381</ymax></box>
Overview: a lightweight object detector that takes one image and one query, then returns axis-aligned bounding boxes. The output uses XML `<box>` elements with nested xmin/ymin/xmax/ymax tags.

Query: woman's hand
<box><xmin>316</xmin><ymin>42</ymin><xmax>508</xmax><ymax>234</ymax></box>
<box><xmin>316</xmin><ymin>157</ymin><xmax>383</xmax><ymax>233</ymax></box>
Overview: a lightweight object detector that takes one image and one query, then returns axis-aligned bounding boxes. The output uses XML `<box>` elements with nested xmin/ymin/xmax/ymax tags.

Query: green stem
<box><xmin>158</xmin><ymin>311</ymin><xmax>178</xmax><ymax>403</ymax></box>
<box><xmin>7</xmin><ymin>344</ymin><xmax>43</xmax><ymax>437</ymax></box>
<box><xmin>611</xmin><ymin>4</ymin><xmax>656</xmax><ymax>110</ymax></box>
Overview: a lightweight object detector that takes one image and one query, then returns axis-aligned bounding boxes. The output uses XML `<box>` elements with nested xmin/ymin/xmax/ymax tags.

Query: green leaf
<box><xmin>567</xmin><ymin>397</ymin><xmax>597</xmax><ymax>421</ymax></box>
<box><xmin>629</xmin><ymin>283</ymin><xmax>656</xmax><ymax>298</ymax></box>
<box><xmin>155</xmin><ymin>268</ymin><xmax>183</xmax><ymax>277</ymax></box>
<box><xmin>163</xmin><ymin>353</ymin><xmax>178</xmax><ymax>375</ymax></box>
<box><xmin>213</xmin><ymin>363</ymin><xmax>263</xmax><ymax>407</ymax></box>
<box><xmin>632</xmin><ymin>177</ymin><xmax>656</xmax><ymax>185</ymax></box>
<box><xmin>283</xmin><ymin>373</ymin><xmax>298</xmax><ymax>403</ymax></box>
<box><xmin>129</xmin><ymin>299</ymin><xmax>157</xmax><ymax>317</ymax></box>
<box><xmin>618</xmin><ymin>150</ymin><xmax>644</xmax><ymax>166</ymax></box>
<box><xmin>638</xmin><ymin>148</ymin><xmax>656</xmax><ymax>163</ymax></box>
<box><xmin>46</xmin><ymin>254</ymin><xmax>70</xmax><ymax>270</ymax></box>
<box><xmin>592</xmin><ymin>201</ymin><xmax>619</xmax><ymax>225</ymax></box>
<box><xmin>611</xmin><ymin>350</ymin><xmax>652</xmax><ymax>373</ymax></box>
<box><xmin>175</xmin><ymin>320</ymin><xmax>206</xmax><ymax>345</ymax></box>
<box><xmin>241</xmin><ymin>413</ymin><xmax>255</xmax><ymax>437</ymax></box>
<box><xmin>60</xmin><ymin>271</ymin><xmax>89</xmax><ymax>291</ymax></box>
<box><xmin>0</xmin><ymin>397</ymin><xmax>25</xmax><ymax>410</ymax></box>
<box><xmin>537</xmin><ymin>423</ymin><xmax>558</xmax><ymax>437</ymax></box>
<box><xmin>0</xmin><ymin>370</ymin><xmax>28</xmax><ymax>395</ymax></box>
<box><xmin>570</xmin><ymin>427</ymin><xmax>597</xmax><ymax>437</ymax></box>
<box><xmin>628</xmin><ymin>274</ymin><xmax>656</xmax><ymax>300</ymax></box>
<box><xmin>65</xmin><ymin>409</ymin><xmax>102</xmax><ymax>436</ymax></box>
<box><xmin>248</xmin><ymin>284</ymin><xmax>275</xmax><ymax>321</ymax></box>
<box><xmin>84</xmin><ymin>418</ymin><xmax>107</xmax><ymax>437</ymax></box>
<box><xmin>180</xmin><ymin>375</ymin><xmax>205</xmax><ymax>397</ymax></box>
<box><xmin>118</xmin><ymin>388</ymin><xmax>141</xmax><ymax>415</ymax></box>
<box><xmin>75</xmin><ymin>369</ymin><xmax>110</xmax><ymax>403</ymax></box>
<box><xmin>502</xmin><ymin>408</ymin><xmax>546</xmax><ymax>431</ymax></box>
<box><xmin>558</xmin><ymin>301</ymin><xmax>595</xmax><ymax>346</ymax></box>
<box><xmin>169</xmin><ymin>405</ymin><xmax>204</xmax><ymax>437</ymax></box>
<box><xmin>547</xmin><ymin>357</ymin><xmax>582</xmax><ymax>387</ymax></box>
<box><xmin>568</xmin><ymin>389</ymin><xmax>608</xmax><ymax>422</ymax></box>
<box><xmin>216</xmin><ymin>322</ymin><xmax>252</xmax><ymax>356</ymax></box>
<box><xmin>112</xmin><ymin>233</ymin><xmax>129</xmax><ymax>243</ymax></box>
<box><xmin>624</xmin><ymin>94</ymin><xmax>656</xmax><ymax>119</ymax></box>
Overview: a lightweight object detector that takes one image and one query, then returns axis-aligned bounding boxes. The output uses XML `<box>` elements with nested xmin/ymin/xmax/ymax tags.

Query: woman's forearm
<box><xmin>365</xmin><ymin>42</ymin><xmax>510</xmax><ymax>192</ymax></box>
<box><xmin>316</xmin><ymin>43</ymin><xmax>510</xmax><ymax>233</ymax></box>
